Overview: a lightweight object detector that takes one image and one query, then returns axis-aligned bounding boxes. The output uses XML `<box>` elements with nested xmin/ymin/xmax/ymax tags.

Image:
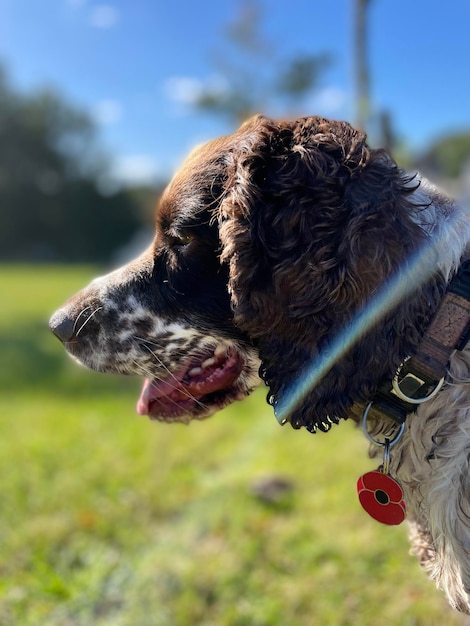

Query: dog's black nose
<box><xmin>49</xmin><ymin>310</ymin><xmax>76</xmax><ymax>343</ymax></box>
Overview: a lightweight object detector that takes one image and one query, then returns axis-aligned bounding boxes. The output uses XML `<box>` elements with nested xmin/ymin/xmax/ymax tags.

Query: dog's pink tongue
<box><xmin>136</xmin><ymin>373</ymin><xmax>193</xmax><ymax>416</ymax></box>
<box><xmin>136</xmin><ymin>351</ymin><xmax>243</xmax><ymax>418</ymax></box>
<box><xmin>136</xmin><ymin>378</ymin><xmax>169</xmax><ymax>415</ymax></box>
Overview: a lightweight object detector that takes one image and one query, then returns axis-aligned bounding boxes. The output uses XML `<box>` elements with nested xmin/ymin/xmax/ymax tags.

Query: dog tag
<box><xmin>357</xmin><ymin>470</ymin><xmax>406</xmax><ymax>525</ymax></box>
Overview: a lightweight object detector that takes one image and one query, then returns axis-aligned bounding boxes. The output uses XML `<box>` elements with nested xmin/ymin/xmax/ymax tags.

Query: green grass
<box><xmin>0</xmin><ymin>264</ymin><xmax>465</xmax><ymax>625</ymax></box>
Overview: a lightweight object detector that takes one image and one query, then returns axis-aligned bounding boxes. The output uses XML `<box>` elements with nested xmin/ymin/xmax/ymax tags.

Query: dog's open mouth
<box><xmin>136</xmin><ymin>344</ymin><xmax>246</xmax><ymax>422</ymax></box>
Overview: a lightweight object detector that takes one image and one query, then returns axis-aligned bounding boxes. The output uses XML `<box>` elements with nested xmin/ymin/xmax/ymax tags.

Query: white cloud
<box><xmin>111</xmin><ymin>154</ymin><xmax>160</xmax><ymax>186</ymax></box>
<box><xmin>92</xmin><ymin>99</ymin><xmax>123</xmax><ymax>126</ymax></box>
<box><xmin>164</xmin><ymin>76</ymin><xmax>204</xmax><ymax>106</ymax></box>
<box><xmin>306</xmin><ymin>87</ymin><xmax>348</xmax><ymax>116</ymax></box>
<box><xmin>164</xmin><ymin>75</ymin><xmax>229</xmax><ymax>110</ymax></box>
<box><xmin>90</xmin><ymin>4</ymin><xmax>120</xmax><ymax>29</ymax></box>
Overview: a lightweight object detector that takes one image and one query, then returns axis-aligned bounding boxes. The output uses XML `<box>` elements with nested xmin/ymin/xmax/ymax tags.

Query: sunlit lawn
<box><xmin>0</xmin><ymin>265</ymin><xmax>466</xmax><ymax>625</ymax></box>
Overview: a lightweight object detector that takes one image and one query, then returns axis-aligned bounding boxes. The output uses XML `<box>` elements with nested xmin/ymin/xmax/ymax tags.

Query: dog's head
<box><xmin>50</xmin><ymin>115</ymin><xmax>444</xmax><ymax>431</ymax></box>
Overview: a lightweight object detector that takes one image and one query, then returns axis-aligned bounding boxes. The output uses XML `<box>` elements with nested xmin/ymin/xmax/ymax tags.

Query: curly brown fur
<box><xmin>220</xmin><ymin>115</ymin><xmax>446</xmax><ymax>432</ymax></box>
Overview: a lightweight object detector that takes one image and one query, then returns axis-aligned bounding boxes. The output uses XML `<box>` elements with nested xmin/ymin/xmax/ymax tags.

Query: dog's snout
<box><xmin>49</xmin><ymin>309</ymin><xmax>76</xmax><ymax>343</ymax></box>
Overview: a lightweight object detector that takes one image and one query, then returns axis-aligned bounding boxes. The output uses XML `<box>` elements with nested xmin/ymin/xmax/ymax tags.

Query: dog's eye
<box><xmin>170</xmin><ymin>230</ymin><xmax>194</xmax><ymax>248</ymax></box>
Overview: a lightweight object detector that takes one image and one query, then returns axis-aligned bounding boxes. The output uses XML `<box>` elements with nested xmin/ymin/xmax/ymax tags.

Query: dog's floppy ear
<box><xmin>219</xmin><ymin>115</ymin><xmax>444</xmax><ymax>432</ymax></box>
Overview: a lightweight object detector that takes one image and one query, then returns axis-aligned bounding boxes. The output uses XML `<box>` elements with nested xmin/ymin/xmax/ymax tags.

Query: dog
<box><xmin>50</xmin><ymin>115</ymin><xmax>470</xmax><ymax>613</ymax></box>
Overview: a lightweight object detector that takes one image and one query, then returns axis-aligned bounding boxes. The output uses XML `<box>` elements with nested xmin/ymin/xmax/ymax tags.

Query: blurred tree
<box><xmin>353</xmin><ymin>0</ymin><xmax>401</xmax><ymax>156</ymax></box>
<box><xmin>417</xmin><ymin>132</ymin><xmax>470</xmax><ymax>180</ymax></box>
<box><xmin>354</xmin><ymin>0</ymin><xmax>371</xmax><ymax>132</ymax></box>
<box><xmin>0</xmin><ymin>65</ymin><xmax>142</xmax><ymax>262</ymax></box>
<box><xmin>192</xmin><ymin>0</ymin><xmax>332</xmax><ymax>124</ymax></box>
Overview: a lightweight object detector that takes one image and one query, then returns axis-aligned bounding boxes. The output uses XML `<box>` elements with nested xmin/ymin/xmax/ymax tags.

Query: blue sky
<box><xmin>1</xmin><ymin>0</ymin><xmax>469</xmax><ymax>185</ymax></box>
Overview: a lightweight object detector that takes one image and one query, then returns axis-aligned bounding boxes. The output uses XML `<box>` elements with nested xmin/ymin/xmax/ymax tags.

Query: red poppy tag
<box><xmin>357</xmin><ymin>470</ymin><xmax>406</xmax><ymax>525</ymax></box>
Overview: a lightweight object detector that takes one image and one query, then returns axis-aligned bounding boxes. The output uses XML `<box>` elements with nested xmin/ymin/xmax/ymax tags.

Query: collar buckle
<box><xmin>365</xmin><ymin>256</ymin><xmax>470</xmax><ymax>426</ymax></box>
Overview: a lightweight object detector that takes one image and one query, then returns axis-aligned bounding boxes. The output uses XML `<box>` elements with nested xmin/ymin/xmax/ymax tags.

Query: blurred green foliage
<box><xmin>192</xmin><ymin>0</ymin><xmax>332</xmax><ymax>123</ymax></box>
<box><xmin>418</xmin><ymin>132</ymin><xmax>470</xmax><ymax>180</ymax></box>
<box><xmin>0</xmin><ymin>67</ymin><xmax>150</xmax><ymax>263</ymax></box>
<box><xmin>0</xmin><ymin>264</ymin><xmax>464</xmax><ymax>625</ymax></box>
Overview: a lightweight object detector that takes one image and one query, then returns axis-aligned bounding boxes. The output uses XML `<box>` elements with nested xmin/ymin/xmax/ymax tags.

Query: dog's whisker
<box><xmin>74</xmin><ymin>307</ymin><xmax>103</xmax><ymax>338</ymax></box>
<box><xmin>133</xmin><ymin>336</ymin><xmax>164</xmax><ymax>350</ymax></box>
<box><xmin>131</xmin><ymin>357</ymin><xmax>209</xmax><ymax>411</ymax></box>
<box><xmin>133</xmin><ymin>335</ymin><xmax>211</xmax><ymax>407</ymax></box>
<box><xmin>71</xmin><ymin>305</ymin><xmax>94</xmax><ymax>336</ymax></box>
<box><xmin>136</xmin><ymin>340</ymin><xmax>187</xmax><ymax>385</ymax></box>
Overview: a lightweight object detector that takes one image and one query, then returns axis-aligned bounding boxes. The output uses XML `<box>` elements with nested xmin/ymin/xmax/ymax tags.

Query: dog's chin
<box><xmin>136</xmin><ymin>343</ymin><xmax>260</xmax><ymax>424</ymax></box>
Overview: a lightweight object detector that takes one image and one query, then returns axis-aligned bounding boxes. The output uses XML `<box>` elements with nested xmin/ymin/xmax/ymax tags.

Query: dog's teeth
<box><xmin>202</xmin><ymin>357</ymin><xmax>216</xmax><ymax>369</ymax></box>
<box><xmin>214</xmin><ymin>344</ymin><xmax>227</xmax><ymax>358</ymax></box>
<box><xmin>188</xmin><ymin>367</ymin><xmax>202</xmax><ymax>377</ymax></box>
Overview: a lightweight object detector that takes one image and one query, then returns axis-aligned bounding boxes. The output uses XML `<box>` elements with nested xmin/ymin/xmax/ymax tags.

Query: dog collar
<box><xmin>364</xmin><ymin>257</ymin><xmax>470</xmax><ymax>426</ymax></box>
